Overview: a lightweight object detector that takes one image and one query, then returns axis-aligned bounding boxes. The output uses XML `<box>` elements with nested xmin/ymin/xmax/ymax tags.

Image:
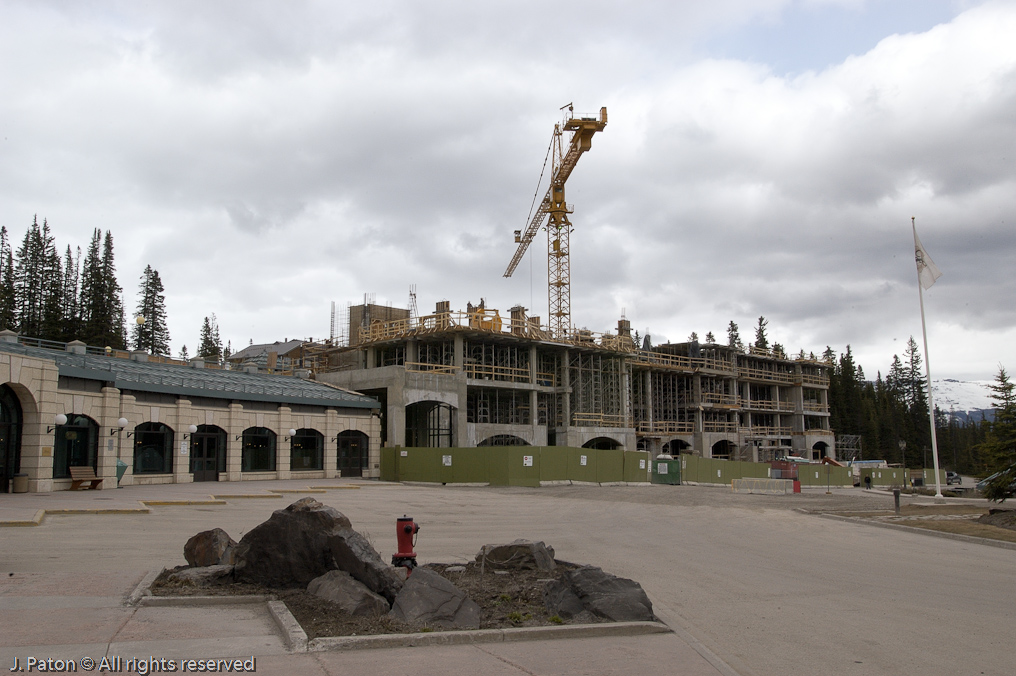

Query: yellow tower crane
<box><xmin>504</xmin><ymin>105</ymin><xmax>607</xmax><ymax>339</ymax></box>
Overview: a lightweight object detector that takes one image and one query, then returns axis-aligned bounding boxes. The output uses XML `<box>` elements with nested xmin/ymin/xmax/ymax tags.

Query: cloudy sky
<box><xmin>1</xmin><ymin>0</ymin><xmax>1013</xmax><ymax>382</ymax></box>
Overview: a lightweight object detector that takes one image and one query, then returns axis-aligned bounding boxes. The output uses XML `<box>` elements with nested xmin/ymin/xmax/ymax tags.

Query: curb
<box><xmin>209</xmin><ymin>494</ymin><xmax>283</xmax><ymax>499</ymax></box>
<box><xmin>139</xmin><ymin>594</ymin><xmax>274</xmax><ymax>607</ymax></box>
<box><xmin>128</xmin><ymin>569</ymin><xmax>164</xmax><ymax>606</ymax></box>
<box><xmin>307</xmin><ymin>620</ymin><xmax>672</xmax><ymax>652</ymax></box>
<box><xmin>269</xmin><ymin>489</ymin><xmax>327</xmax><ymax>494</ymax></box>
<box><xmin>814</xmin><ymin>513</ymin><xmax>1016</xmax><ymax>551</ymax></box>
<box><xmin>309</xmin><ymin>485</ymin><xmax>362</xmax><ymax>490</ymax></box>
<box><xmin>141</xmin><ymin>499</ymin><xmax>228</xmax><ymax>506</ymax></box>
<box><xmin>268</xmin><ymin>600</ymin><xmax>309</xmax><ymax>652</ymax></box>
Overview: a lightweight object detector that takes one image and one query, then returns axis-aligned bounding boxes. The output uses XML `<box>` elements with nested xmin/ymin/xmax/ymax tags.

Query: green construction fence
<box><xmin>379</xmin><ymin>447</ymin><xmax>650</xmax><ymax>486</ymax></box>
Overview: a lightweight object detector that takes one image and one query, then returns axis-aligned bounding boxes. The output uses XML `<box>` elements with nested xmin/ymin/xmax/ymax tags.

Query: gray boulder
<box><xmin>168</xmin><ymin>564</ymin><xmax>235</xmax><ymax>587</ymax></box>
<box><xmin>184</xmin><ymin>528</ymin><xmax>237</xmax><ymax>567</ymax></box>
<box><xmin>389</xmin><ymin>568</ymin><xmax>480</xmax><ymax>629</ymax></box>
<box><xmin>232</xmin><ymin>497</ymin><xmax>403</xmax><ymax>602</ymax></box>
<box><xmin>544</xmin><ymin>566</ymin><xmax>654</xmax><ymax>622</ymax></box>
<box><xmin>476</xmin><ymin>539</ymin><xmax>556</xmax><ymax>571</ymax></box>
<box><xmin>307</xmin><ymin>570</ymin><xmax>389</xmax><ymax>617</ymax></box>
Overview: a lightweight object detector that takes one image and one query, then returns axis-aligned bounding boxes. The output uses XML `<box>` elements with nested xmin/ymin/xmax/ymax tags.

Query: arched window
<box><xmin>0</xmin><ymin>385</ymin><xmax>23</xmax><ymax>494</ymax></box>
<box><xmin>53</xmin><ymin>414</ymin><xmax>98</xmax><ymax>479</ymax></box>
<box><xmin>133</xmin><ymin>423</ymin><xmax>174</xmax><ymax>474</ymax></box>
<box><xmin>242</xmin><ymin>427</ymin><xmax>276</xmax><ymax>472</ymax></box>
<box><xmin>291</xmin><ymin>428</ymin><xmax>323</xmax><ymax>470</ymax></box>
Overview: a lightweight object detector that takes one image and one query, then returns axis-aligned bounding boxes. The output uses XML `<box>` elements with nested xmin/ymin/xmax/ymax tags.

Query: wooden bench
<box><xmin>69</xmin><ymin>466</ymin><xmax>103</xmax><ymax>490</ymax></box>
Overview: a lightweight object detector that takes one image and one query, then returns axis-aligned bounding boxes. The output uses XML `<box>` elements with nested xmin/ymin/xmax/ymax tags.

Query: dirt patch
<box><xmin>978</xmin><ymin>509</ymin><xmax>1016</xmax><ymax>532</ymax></box>
<box><xmin>150</xmin><ymin>561</ymin><xmax>588</xmax><ymax>639</ymax></box>
<box><xmin>892</xmin><ymin>518</ymin><xmax>1016</xmax><ymax>543</ymax></box>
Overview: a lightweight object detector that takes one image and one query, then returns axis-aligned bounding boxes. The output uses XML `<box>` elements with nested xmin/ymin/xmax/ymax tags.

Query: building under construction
<box><xmin>315</xmin><ymin>300</ymin><xmax>835</xmax><ymax>461</ymax></box>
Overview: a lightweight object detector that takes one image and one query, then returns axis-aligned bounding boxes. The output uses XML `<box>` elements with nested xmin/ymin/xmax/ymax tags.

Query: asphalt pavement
<box><xmin>1</xmin><ymin>479</ymin><xmax>1011</xmax><ymax>676</ymax></box>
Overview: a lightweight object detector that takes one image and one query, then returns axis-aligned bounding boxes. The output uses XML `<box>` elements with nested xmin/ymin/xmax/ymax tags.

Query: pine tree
<box><xmin>78</xmin><ymin>229</ymin><xmax>104</xmax><ymax>345</ymax></box>
<box><xmin>726</xmin><ymin>321</ymin><xmax>742</xmax><ymax>350</ymax></box>
<box><xmin>13</xmin><ymin>217</ymin><xmax>48</xmax><ymax>338</ymax></box>
<box><xmin>60</xmin><ymin>245</ymin><xmax>81</xmax><ymax>342</ymax></box>
<box><xmin>705</xmin><ymin>331</ymin><xmax>715</xmax><ymax>344</ymax></box>
<box><xmin>0</xmin><ymin>227</ymin><xmax>16</xmax><ymax>331</ymax></box>
<box><xmin>131</xmin><ymin>265</ymin><xmax>171</xmax><ymax>355</ymax></box>
<box><xmin>688</xmin><ymin>331</ymin><xmax>699</xmax><ymax>342</ymax></box>
<box><xmin>197</xmin><ymin>315</ymin><xmax>223</xmax><ymax>364</ymax></box>
<box><xmin>101</xmin><ymin>231</ymin><xmax>126</xmax><ymax>349</ymax></box>
<box><xmin>980</xmin><ymin>365</ymin><xmax>1016</xmax><ymax>502</ymax></box>
<box><xmin>179</xmin><ymin>345</ymin><xmax>190</xmax><ymax>361</ymax></box>
<box><xmin>753</xmin><ymin>316</ymin><xmax>769</xmax><ymax>350</ymax></box>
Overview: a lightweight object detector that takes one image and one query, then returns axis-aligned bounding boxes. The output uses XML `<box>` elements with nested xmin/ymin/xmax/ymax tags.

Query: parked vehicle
<box><xmin>946</xmin><ymin>471</ymin><xmax>961</xmax><ymax>485</ymax></box>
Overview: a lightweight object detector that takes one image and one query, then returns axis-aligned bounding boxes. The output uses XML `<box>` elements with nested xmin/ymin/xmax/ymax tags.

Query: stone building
<box><xmin>0</xmin><ymin>331</ymin><xmax>380</xmax><ymax>493</ymax></box>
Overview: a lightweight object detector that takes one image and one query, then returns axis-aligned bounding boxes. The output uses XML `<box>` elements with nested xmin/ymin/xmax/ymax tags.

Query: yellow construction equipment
<box><xmin>504</xmin><ymin>105</ymin><xmax>607</xmax><ymax>339</ymax></box>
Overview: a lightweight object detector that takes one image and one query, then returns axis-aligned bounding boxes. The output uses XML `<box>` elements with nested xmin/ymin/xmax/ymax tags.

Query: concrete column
<box><xmin>407</xmin><ymin>338</ymin><xmax>419</xmax><ymax>365</ymax></box>
<box><xmin>560</xmin><ymin>349</ymin><xmax>571</xmax><ymax>431</ymax></box>
<box><xmin>118</xmin><ymin>393</ymin><xmax>137</xmax><ymax>486</ymax></box>
<box><xmin>453</xmin><ymin>336</ymin><xmax>464</xmax><ymax>368</ymax></box>
<box><xmin>644</xmin><ymin>371</ymin><xmax>652</xmax><ymax>427</ymax></box>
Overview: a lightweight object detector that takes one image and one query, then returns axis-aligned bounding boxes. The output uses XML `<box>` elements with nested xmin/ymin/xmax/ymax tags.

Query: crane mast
<box><xmin>504</xmin><ymin>106</ymin><xmax>607</xmax><ymax>339</ymax></box>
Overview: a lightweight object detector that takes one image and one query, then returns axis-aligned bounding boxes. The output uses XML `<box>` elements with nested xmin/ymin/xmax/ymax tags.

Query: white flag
<box><xmin>913</xmin><ymin>227</ymin><xmax>942</xmax><ymax>290</ymax></box>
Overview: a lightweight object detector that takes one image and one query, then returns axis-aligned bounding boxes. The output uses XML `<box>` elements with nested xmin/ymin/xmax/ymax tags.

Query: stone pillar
<box><xmin>324</xmin><ymin>408</ymin><xmax>338</xmax><ymax>478</ymax></box>
<box><xmin>118</xmin><ymin>393</ymin><xmax>137</xmax><ymax>486</ymax></box>
<box><xmin>227</xmin><ymin>403</ymin><xmax>243</xmax><ymax>481</ymax></box>
<box><xmin>98</xmin><ymin>386</ymin><xmax>122</xmax><ymax>488</ymax></box>
<box><xmin>174</xmin><ymin>398</ymin><xmax>194</xmax><ymax>484</ymax></box>
<box><xmin>278</xmin><ymin>406</ymin><xmax>292</xmax><ymax>480</ymax></box>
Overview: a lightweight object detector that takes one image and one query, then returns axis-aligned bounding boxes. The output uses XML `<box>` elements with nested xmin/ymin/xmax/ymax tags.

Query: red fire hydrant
<box><xmin>392</xmin><ymin>515</ymin><xmax>420</xmax><ymax>573</ymax></box>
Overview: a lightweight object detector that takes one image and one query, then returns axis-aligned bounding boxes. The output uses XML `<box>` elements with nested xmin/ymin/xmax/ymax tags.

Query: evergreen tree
<box><xmin>753</xmin><ymin>316</ymin><xmax>769</xmax><ymax>350</ymax></box>
<box><xmin>179</xmin><ymin>345</ymin><xmax>190</xmax><ymax>361</ymax></box>
<box><xmin>131</xmin><ymin>265</ymin><xmax>171</xmax><ymax>355</ymax></box>
<box><xmin>979</xmin><ymin>365</ymin><xmax>1016</xmax><ymax>502</ymax></box>
<box><xmin>197</xmin><ymin>314</ymin><xmax>223</xmax><ymax>364</ymax></box>
<box><xmin>79</xmin><ymin>229</ymin><xmax>126</xmax><ymax>349</ymax></box>
<box><xmin>726</xmin><ymin>321</ymin><xmax>742</xmax><ymax>350</ymax></box>
<box><xmin>13</xmin><ymin>217</ymin><xmax>48</xmax><ymax>338</ymax></box>
<box><xmin>688</xmin><ymin>331</ymin><xmax>698</xmax><ymax>342</ymax></box>
<box><xmin>0</xmin><ymin>227</ymin><xmax>16</xmax><ymax>331</ymax></box>
<box><xmin>60</xmin><ymin>245</ymin><xmax>81</xmax><ymax>342</ymax></box>
<box><xmin>705</xmin><ymin>331</ymin><xmax>715</xmax><ymax>344</ymax></box>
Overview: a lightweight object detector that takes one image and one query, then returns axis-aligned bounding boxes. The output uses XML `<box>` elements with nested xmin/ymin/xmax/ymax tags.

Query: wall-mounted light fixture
<box><xmin>110</xmin><ymin>417</ymin><xmax>129</xmax><ymax>436</ymax></box>
<box><xmin>47</xmin><ymin>413</ymin><xmax>68</xmax><ymax>433</ymax></box>
<box><xmin>285</xmin><ymin>428</ymin><xmax>297</xmax><ymax>442</ymax></box>
<box><xmin>182</xmin><ymin>424</ymin><xmax>198</xmax><ymax>440</ymax></box>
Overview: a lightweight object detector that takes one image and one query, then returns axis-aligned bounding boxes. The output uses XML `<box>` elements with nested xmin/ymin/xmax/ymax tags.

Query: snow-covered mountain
<box><xmin>932</xmin><ymin>379</ymin><xmax>995</xmax><ymax>423</ymax></box>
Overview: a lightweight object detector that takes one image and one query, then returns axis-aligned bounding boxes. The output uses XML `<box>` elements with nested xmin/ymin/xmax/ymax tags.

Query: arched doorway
<box><xmin>336</xmin><ymin>430</ymin><xmax>369</xmax><ymax>477</ymax></box>
<box><xmin>54</xmin><ymin>414</ymin><xmax>98</xmax><ymax>479</ymax></box>
<box><xmin>812</xmin><ymin>441</ymin><xmax>829</xmax><ymax>460</ymax></box>
<box><xmin>191</xmin><ymin>425</ymin><xmax>227</xmax><ymax>482</ymax></box>
<box><xmin>582</xmin><ymin>437</ymin><xmax>621</xmax><ymax>450</ymax></box>
<box><xmin>0</xmin><ymin>385</ymin><xmax>23</xmax><ymax>493</ymax></box>
<box><xmin>663</xmin><ymin>439</ymin><xmax>690</xmax><ymax>454</ymax></box>
<box><xmin>133</xmin><ymin>422</ymin><xmax>174</xmax><ymax>475</ymax></box>
<box><xmin>405</xmin><ymin>401</ymin><xmax>454</xmax><ymax>447</ymax></box>
<box><xmin>711</xmin><ymin>439</ymin><xmax>736</xmax><ymax>460</ymax></box>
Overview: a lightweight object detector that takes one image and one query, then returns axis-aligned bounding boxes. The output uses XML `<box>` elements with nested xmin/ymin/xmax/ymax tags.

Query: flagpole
<box><xmin>913</xmin><ymin>217</ymin><xmax>943</xmax><ymax>498</ymax></box>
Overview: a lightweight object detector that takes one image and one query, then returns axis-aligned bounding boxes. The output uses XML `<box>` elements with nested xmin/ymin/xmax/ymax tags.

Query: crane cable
<box><xmin>522</xmin><ymin>131</ymin><xmax>555</xmax><ymax>239</ymax></box>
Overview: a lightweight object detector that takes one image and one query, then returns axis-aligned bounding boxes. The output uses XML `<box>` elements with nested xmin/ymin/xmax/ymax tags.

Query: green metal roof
<box><xmin>0</xmin><ymin>341</ymin><xmax>379</xmax><ymax>409</ymax></box>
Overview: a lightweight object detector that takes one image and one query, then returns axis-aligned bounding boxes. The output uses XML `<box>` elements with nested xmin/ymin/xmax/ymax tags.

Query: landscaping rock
<box><xmin>542</xmin><ymin>579</ymin><xmax>595</xmax><ymax>623</ymax></box>
<box><xmin>168</xmin><ymin>565</ymin><xmax>235</xmax><ymax>586</ymax></box>
<box><xmin>184</xmin><ymin>528</ymin><xmax>237</xmax><ymax>567</ymax></box>
<box><xmin>388</xmin><ymin>568</ymin><xmax>480</xmax><ymax>629</ymax></box>
<box><xmin>233</xmin><ymin>497</ymin><xmax>403</xmax><ymax>602</ymax></box>
<box><xmin>476</xmin><ymin>539</ymin><xmax>556</xmax><ymax>571</ymax></box>
<box><xmin>544</xmin><ymin>566</ymin><xmax>654</xmax><ymax>622</ymax></box>
<box><xmin>307</xmin><ymin>570</ymin><xmax>389</xmax><ymax>617</ymax></box>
